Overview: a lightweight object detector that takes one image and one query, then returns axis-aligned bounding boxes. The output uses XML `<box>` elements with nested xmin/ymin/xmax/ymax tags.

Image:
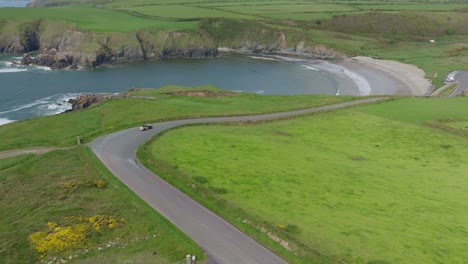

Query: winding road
<box><xmin>86</xmin><ymin>98</ymin><xmax>384</xmax><ymax>264</ymax></box>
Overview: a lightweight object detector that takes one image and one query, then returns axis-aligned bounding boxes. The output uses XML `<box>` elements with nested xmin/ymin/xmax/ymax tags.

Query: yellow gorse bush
<box><xmin>28</xmin><ymin>222</ymin><xmax>89</xmax><ymax>257</ymax></box>
<box><xmin>88</xmin><ymin>215</ymin><xmax>121</xmax><ymax>231</ymax></box>
<box><xmin>61</xmin><ymin>178</ymin><xmax>106</xmax><ymax>189</ymax></box>
<box><xmin>29</xmin><ymin>216</ymin><xmax>126</xmax><ymax>258</ymax></box>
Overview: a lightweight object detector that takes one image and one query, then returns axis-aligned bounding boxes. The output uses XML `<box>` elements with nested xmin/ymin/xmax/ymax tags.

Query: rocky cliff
<box><xmin>67</xmin><ymin>94</ymin><xmax>107</xmax><ymax>111</ymax></box>
<box><xmin>200</xmin><ymin>19</ymin><xmax>343</xmax><ymax>59</ymax></box>
<box><xmin>0</xmin><ymin>18</ymin><xmax>341</xmax><ymax>69</ymax></box>
<box><xmin>0</xmin><ymin>20</ymin><xmax>218</xmax><ymax>69</ymax></box>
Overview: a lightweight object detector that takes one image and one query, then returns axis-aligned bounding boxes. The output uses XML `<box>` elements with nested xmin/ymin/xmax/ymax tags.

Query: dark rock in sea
<box><xmin>21</xmin><ymin>54</ymin><xmax>34</xmax><ymax>65</ymax></box>
<box><xmin>67</xmin><ymin>94</ymin><xmax>107</xmax><ymax>111</ymax></box>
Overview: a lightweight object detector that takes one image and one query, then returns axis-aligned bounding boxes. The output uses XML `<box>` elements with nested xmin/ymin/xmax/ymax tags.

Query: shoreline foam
<box><xmin>0</xmin><ymin>117</ymin><xmax>15</xmax><ymax>126</ymax></box>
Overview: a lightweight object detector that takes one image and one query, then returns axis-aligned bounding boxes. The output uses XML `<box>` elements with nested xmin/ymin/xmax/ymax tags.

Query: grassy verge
<box><xmin>0</xmin><ymin>146</ymin><xmax>204</xmax><ymax>264</ymax></box>
<box><xmin>438</xmin><ymin>83</ymin><xmax>459</xmax><ymax>96</ymax></box>
<box><xmin>140</xmin><ymin>97</ymin><xmax>468</xmax><ymax>263</ymax></box>
<box><xmin>0</xmin><ymin>85</ymin><xmax>356</xmax><ymax>151</ymax></box>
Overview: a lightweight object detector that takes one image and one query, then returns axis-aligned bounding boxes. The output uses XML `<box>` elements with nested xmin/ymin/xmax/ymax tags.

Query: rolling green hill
<box><xmin>142</xmin><ymin>97</ymin><xmax>468</xmax><ymax>263</ymax></box>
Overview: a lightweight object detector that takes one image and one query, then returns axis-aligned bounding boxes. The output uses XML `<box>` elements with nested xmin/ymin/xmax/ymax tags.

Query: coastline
<box><xmin>339</xmin><ymin>56</ymin><xmax>432</xmax><ymax>96</ymax></box>
<box><xmin>219</xmin><ymin>50</ymin><xmax>433</xmax><ymax>96</ymax></box>
<box><xmin>0</xmin><ymin>53</ymin><xmax>434</xmax><ymax>126</ymax></box>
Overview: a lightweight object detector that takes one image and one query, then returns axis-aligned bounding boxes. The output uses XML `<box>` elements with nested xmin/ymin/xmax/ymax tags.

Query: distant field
<box><xmin>355</xmin><ymin>97</ymin><xmax>468</xmax><ymax>124</ymax></box>
<box><xmin>146</xmin><ymin>97</ymin><xmax>468</xmax><ymax>263</ymax></box>
<box><xmin>216</xmin><ymin>3</ymin><xmax>357</xmax><ymax>15</ymax></box>
<box><xmin>356</xmin><ymin>4</ymin><xmax>468</xmax><ymax>11</ymax></box>
<box><xmin>0</xmin><ymin>147</ymin><xmax>204</xmax><ymax>263</ymax></box>
<box><xmin>124</xmin><ymin>5</ymin><xmax>256</xmax><ymax>20</ymax></box>
<box><xmin>0</xmin><ymin>6</ymin><xmax>196</xmax><ymax>31</ymax></box>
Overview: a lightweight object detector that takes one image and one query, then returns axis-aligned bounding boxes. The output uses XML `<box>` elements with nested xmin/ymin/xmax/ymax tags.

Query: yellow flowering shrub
<box><xmin>61</xmin><ymin>180</ymin><xmax>81</xmax><ymax>189</ymax></box>
<box><xmin>95</xmin><ymin>180</ymin><xmax>106</xmax><ymax>189</ymax></box>
<box><xmin>88</xmin><ymin>215</ymin><xmax>122</xmax><ymax>231</ymax></box>
<box><xmin>29</xmin><ymin>216</ymin><xmax>126</xmax><ymax>257</ymax></box>
<box><xmin>28</xmin><ymin>222</ymin><xmax>89</xmax><ymax>256</ymax></box>
<box><xmin>61</xmin><ymin>178</ymin><xmax>106</xmax><ymax>189</ymax></box>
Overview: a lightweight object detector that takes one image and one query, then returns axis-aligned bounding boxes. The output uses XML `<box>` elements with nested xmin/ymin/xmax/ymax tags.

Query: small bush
<box><xmin>29</xmin><ymin>222</ymin><xmax>89</xmax><ymax>257</ymax></box>
<box><xmin>88</xmin><ymin>215</ymin><xmax>124</xmax><ymax>231</ymax></box>
<box><xmin>285</xmin><ymin>224</ymin><xmax>301</xmax><ymax>235</ymax></box>
<box><xmin>95</xmin><ymin>180</ymin><xmax>106</xmax><ymax>189</ymax></box>
<box><xmin>194</xmin><ymin>176</ymin><xmax>209</xmax><ymax>184</ymax></box>
<box><xmin>210</xmin><ymin>186</ymin><xmax>228</xmax><ymax>194</ymax></box>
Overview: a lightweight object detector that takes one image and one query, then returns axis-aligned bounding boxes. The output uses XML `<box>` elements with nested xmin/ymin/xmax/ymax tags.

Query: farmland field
<box><xmin>123</xmin><ymin>5</ymin><xmax>256</xmax><ymax>19</ymax></box>
<box><xmin>143</xmin><ymin>97</ymin><xmax>468</xmax><ymax>263</ymax></box>
<box><xmin>214</xmin><ymin>3</ymin><xmax>358</xmax><ymax>14</ymax></box>
<box><xmin>0</xmin><ymin>6</ymin><xmax>197</xmax><ymax>31</ymax></box>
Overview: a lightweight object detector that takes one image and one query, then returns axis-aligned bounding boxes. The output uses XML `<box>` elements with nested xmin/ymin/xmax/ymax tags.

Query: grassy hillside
<box><xmin>0</xmin><ymin>87</ymin><xmax>357</xmax><ymax>263</ymax></box>
<box><xmin>142</xmin><ymin>97</ymin><xmax>468</xmax><ymax>263</ymax></box>
<box><xmin>0</xmin><ymin>147</ymin><xmax>204</xmax><ymax>264</ymax></box>
<box><xmin>0</xmin><ymin>86</ymin><xmax>355</xmax><ymax>151</ymax></box>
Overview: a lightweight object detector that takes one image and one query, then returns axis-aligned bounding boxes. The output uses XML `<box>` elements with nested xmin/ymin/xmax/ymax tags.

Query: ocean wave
<box><xmin>255</xmin><ymin>90</ymin><xmax>265</xmax><ymax>94</ymax></box>
<box><xmin>0</xmin><ymin>93</ymin><xmax>80</xmax><ymax>116</ymax></box>
<box><xmin>317</xmin><ymin>61</ymin><xmax>371</xmax><ymax>96</ymax></box>
<box><xmin>0</xmin><ymin>68</ymin><xmax>28</xmax><ymax>73</ymax></box>
<box><xmin>249</xmin><ymin>56</ymin><xmax>281</xmax><ymax>61</ymax></box>
<box><xmin>301</xmin><ymin>65</ymin><xmax>320</xmax><ymax>72</ymax></box>
<box><xmin>0</xmin><ymin>117</ymin><xmax>15</xmax><ymax>126</ymax></box>
<box><xmin>273</xmin><ymin>55</ymin><xmax>309</xmax><ymax>62</ymax></box>
<box><xmin>342</xmin><ymin>68</ymin><xmax>371</xmax><ymax>96</ymax></box>
<box><xmin>32</xmin><ymin>65</ymin><xmax>52</xmax><ymax>71</ymax></box>
<box><xmin>0</xmin><ymin>61</ymin><xmax>13</xmax><ymax>67</ymax></box>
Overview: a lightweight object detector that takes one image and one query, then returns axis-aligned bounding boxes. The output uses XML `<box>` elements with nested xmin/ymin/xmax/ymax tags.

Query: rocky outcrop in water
<box><xmin>67</xmin><ymin>94</ymin><xmax>107</xmax><ymax>111</ymax></box>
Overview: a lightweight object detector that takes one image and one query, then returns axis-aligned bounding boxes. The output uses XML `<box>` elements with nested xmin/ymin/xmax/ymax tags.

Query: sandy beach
<box><xmin>340</xmin><ymin>56</ymin><xmax>433</xmax><ymax>96</ymax></box>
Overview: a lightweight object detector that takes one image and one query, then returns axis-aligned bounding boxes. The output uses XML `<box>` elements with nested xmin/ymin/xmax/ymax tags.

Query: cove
<box><xmin>0</xmin><ymin>54</ymin><xmax>360</xmax><ymax>124</ymax></box>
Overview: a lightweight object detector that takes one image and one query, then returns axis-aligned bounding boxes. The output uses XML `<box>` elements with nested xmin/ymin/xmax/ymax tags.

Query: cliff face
<box><xmin>200</xmin><ymin>19</ymin><xmax>343</xmax><ymax>59</ymax></box>
<box><xmin>0</xmin><ymin>18</ymin><xmax>341</xmax><ymax>69</ymax></box>
<box><xmin>0</xmin><ymin>20</ymin><xmax>218</xmax><ymax>69</ymax></box>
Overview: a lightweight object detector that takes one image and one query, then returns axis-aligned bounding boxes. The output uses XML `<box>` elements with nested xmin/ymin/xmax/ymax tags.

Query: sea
<box><xmin>0</xmin><ymin>54</ymin><xmax>366</xmax><ymax>125</ymax></box>
<box><xmin>0</xmin><ymin>0</ymin><xmax>32</xmax><ymax>7</ymax></box>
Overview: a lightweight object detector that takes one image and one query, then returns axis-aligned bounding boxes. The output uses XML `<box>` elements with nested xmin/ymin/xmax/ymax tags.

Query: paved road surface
<box><xmin>88</xmin><ymin>98</ymin><xmax>385</xmax><ymax>264</ymax></box>
<box><xmin>452</xmin><ymin>71</ymin><xmax>468</xmax><ymax>96</ymax></box>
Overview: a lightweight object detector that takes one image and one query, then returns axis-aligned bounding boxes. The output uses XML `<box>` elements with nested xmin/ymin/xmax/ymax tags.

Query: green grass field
<box><xmin>143</xmin><ymin>97</ymin><xmax>468</xmax><ymax>263</ymax></box>
<box><xmin>124</xmin><ymin>5</ymin><xmax>256</xmax><ymax>20</ymax></box>
<box><xmin>0</xmin><ymin>6</ymin><xmax>196</xmax><ymax>31</ymax></box>
<box><xmin>447</xmin><ymin>120</ymin><xmax>468</xmax><ymax>132</ymax></box>
<box><xmin>0</xmin><ymin>86</ymin><xmax>354</xmax><ymax>151</ymax></box>
<box><xmin>0</xmin><ymin>147</ymin><xmax>204</xmax><ymax>264</ymax></box>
